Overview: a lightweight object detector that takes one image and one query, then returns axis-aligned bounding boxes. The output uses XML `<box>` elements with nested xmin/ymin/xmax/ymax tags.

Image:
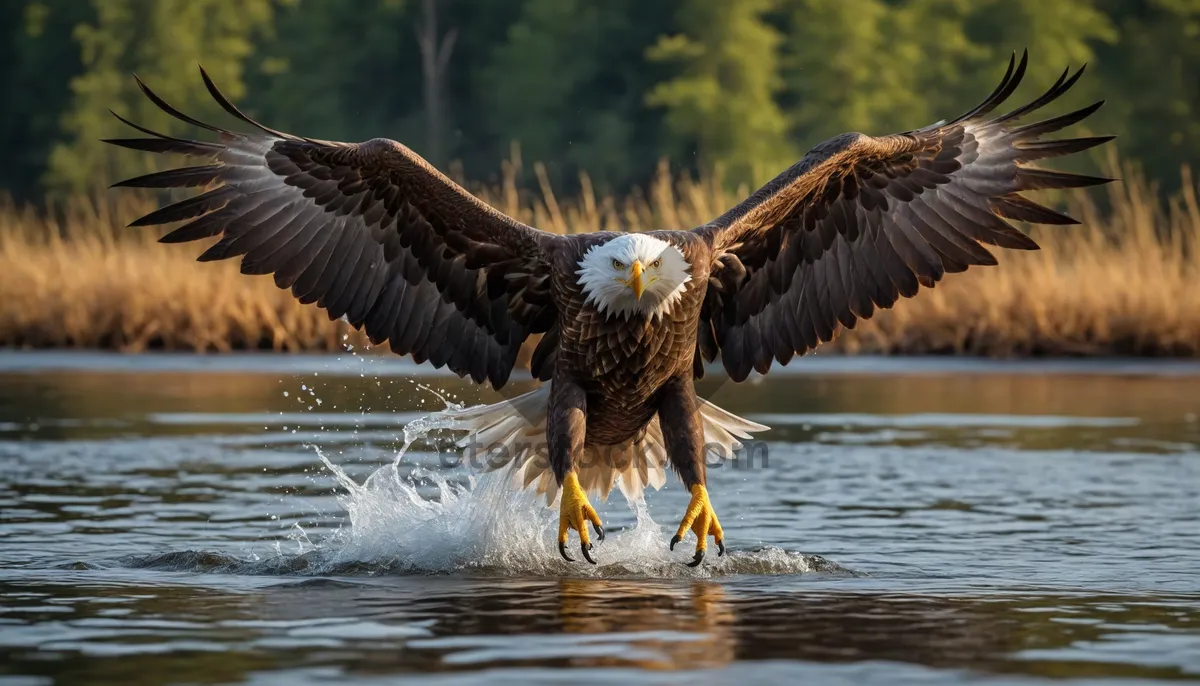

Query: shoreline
<box><xmin>4</xmin><ymin>349</ymin><xmax>1200</xmax><ymax>377</ymax></box>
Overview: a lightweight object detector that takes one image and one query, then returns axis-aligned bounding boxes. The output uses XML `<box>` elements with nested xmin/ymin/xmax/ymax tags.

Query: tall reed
<box><xmin>1</xmin><ymin>155</ymin><xmax>1196</xmax><ymax>357</ymax></box>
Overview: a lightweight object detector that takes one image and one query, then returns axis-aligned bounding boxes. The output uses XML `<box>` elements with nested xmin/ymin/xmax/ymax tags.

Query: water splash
<box><xmin>121</xmin><ymin>389</ymin><xmax>850</xmax><ymax>578</ymax></box>
<box><xmin>285</xmin><ymin>414</ymin><xmax>847</xmax><ymax>579</ymax></box>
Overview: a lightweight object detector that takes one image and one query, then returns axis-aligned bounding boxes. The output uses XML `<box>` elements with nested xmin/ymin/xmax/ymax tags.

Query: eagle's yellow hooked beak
<box><xmin>626</xmin><ymin>260</ymin><xmax>645</xmax><ymax>300</ymax></box>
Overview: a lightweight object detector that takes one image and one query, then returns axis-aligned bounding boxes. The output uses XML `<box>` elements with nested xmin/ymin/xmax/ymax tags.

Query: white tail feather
<box><xmin>434</xmin><ymin>383</ymin><xmax>769</xmax><ymax>506</ymax></box>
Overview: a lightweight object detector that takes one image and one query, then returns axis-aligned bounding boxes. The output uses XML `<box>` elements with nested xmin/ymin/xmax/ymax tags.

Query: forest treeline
<box><xmin>1</xmin><ymin>0</ymin><xmax>1196</xmax><ymax>204</ymax></box>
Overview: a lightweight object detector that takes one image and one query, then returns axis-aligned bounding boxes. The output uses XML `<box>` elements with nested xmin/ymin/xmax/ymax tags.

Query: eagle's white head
<box><xmin>576</xmin><ymin>233</ymin><xmax>692</xmax><ymax>321</ymax></box>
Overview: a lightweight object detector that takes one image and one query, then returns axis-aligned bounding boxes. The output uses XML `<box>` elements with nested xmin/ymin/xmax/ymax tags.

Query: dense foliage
<box><xmin>1</xmin><ymin>0</ymin><xmax>1195</xmax><ymax>203</ymax></box>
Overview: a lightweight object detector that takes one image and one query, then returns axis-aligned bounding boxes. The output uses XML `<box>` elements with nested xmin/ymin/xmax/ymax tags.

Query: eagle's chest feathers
<box><xmin>586</xmin><ymin>311</ymin><xmax>682</xmax><ymax>379</ymax></box>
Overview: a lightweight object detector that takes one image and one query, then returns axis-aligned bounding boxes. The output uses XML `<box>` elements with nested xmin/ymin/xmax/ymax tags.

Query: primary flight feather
<box><xmin>107</xmin><ymin>51</ymin><xmax>1112</xmax><ymax>566</ymax></box>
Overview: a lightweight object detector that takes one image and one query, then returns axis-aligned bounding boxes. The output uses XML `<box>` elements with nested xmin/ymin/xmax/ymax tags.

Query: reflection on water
<box><xmin>0</xmin><ymin>353</ymin><xmax>1198</xmax><ymax>684</ymax></box>
<box><xmin>2</xmin><ymin>575</ymin><xmax>1198</xmax><ymax>683</ymax></box>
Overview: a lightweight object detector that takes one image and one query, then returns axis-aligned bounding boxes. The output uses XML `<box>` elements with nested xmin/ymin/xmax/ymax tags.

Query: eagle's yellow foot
<box><xmin>558</xmin><ymin>472</ymin><xmax>604</xmax><ymax>564</ymax></box>
<box><xmin>670</xmin><ymin>484</ymin><xmax>725</xmax><ymax>567</ymax></box>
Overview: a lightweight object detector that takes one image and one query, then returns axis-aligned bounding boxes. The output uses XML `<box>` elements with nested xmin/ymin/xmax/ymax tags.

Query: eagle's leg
<box><xmin>660</xmin><ymin>375</ymin><xmax>725</xmax><ymax>567</ymax></box>
<box><xmin>548</xmin><ymin>375</ymin><xmax>605</xmax><ymax>564</ymax></box>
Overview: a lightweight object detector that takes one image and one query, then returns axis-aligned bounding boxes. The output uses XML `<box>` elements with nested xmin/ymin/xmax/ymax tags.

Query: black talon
<box><xmin>669</xmin><ymin>534</ymin><xmax>681</xmax><ymax>551</ymax></box>
<box><xmin>687</xmin><ymin>549</ymin><xmax>705</xmax><ymax>567</ymax></box>
<box><xmin>581</xmin><ymin>542</ymin><xmax>597</xmax><ymax>564</ymax></box>
<box><xmin>718</xmin><ymin>540</ymin><xmax>726</xmax><ymax>557</ymax></box>
<box><xmin>559</xmin><ymin>541</ymin><xmax>575</xmax><ymax>563</ymax></box>
<box><xmin>593</xmin><ymin>522</ymin><xmax>605</xmax><ymax>542</ymax></box>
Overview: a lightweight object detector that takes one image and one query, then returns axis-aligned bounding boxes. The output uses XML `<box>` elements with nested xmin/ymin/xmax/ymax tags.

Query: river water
<box><xmin>0</xmin><ymin>352</ymin><xmax>1198</xmax><ymax>684</ymax></box>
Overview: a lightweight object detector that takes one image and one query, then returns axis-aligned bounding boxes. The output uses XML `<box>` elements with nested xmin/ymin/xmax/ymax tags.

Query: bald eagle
<box><xmin>107</xmin><ymin>52</ymin><xmax>1111</xmax><ymax>565</ymax></box>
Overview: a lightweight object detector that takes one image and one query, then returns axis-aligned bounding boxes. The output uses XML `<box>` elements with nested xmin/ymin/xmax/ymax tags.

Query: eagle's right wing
<box><xmin>692</xmin><ymin>52</ymin><xmax>1114</xmax><ymax>381</ymax></box>
<box><xmin>107</xmin><ymin>68</ymin><xmax>561</xmax><ymax>388</ymax></box>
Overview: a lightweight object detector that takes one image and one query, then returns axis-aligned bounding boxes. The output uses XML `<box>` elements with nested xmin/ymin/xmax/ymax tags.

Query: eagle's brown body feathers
<box><xmin>546</xmin><ymin>233</ymin><xmax>710</xmax><ymax>447</ymax></box>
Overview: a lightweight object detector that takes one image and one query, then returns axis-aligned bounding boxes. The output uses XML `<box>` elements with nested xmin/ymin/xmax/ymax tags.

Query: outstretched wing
<box><xmin>106</xmin><ymin>68</ymin><xmax>561</xmax><ymax>388</ymax></box>
<box><xmin>693</xmin><ymin>52</ymin><xmax>1113</xmax><ymax>381</ymax></box>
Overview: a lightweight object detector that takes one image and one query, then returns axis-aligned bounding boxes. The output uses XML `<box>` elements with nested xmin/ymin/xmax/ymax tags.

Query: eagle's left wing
<box><xmin>691</xmin><ymin>52</ymin><xmax>1113</xmax><ymax>381</ymax></box>
<box><xmin>105</xmin><ymin>68</ymin><xmax>562</xmax><ymax>389</ymax></box>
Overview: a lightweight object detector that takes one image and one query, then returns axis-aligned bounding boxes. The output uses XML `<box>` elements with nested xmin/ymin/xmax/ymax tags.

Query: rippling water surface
<box><xmin>1</xmin><ymin>352</ymin><xmax>1198</xmax><ymax>685</ymax></box>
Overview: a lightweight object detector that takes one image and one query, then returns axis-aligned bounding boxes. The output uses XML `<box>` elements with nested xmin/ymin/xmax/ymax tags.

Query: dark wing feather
<box><xmin>107</xmin><ymin>67</ymin><xmax>561</xmax><ymax>388</ymax></box>
<box><xmin>693</xmin><ymin>52</ymin><xmax>1114</xmax><ymax>381</ymax></box>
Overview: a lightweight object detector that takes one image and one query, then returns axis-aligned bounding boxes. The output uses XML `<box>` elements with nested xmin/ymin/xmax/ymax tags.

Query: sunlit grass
<box><xmin>1</xmin><ymin>154</ymin><xmax>1197</xmax><ymax>357</ymax></box>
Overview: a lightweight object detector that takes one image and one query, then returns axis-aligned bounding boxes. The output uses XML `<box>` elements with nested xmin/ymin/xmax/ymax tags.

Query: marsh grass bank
<box><xmin>2</xmin><ymin>157</ymin><xmax>1197</xmax><ymax>357</ymax></box>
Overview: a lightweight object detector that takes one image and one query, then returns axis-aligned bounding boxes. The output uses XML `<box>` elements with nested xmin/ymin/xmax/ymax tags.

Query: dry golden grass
<box><xmin>1</xmin><ymin>153</ymin><xmax>1197</xmax><ymax>357</ymax></box>
<box><xmin>0</xmin><ymin>193</ymin><xmax>358</xmax><ymax>352</ymax></box>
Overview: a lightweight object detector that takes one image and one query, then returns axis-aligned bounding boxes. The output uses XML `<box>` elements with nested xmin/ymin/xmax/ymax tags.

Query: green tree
<box><xmin>0</xmin><ymin>0</ymin><xmax>1198</xmax><ymax>203</ymax></box>
<box><xmin>479</xmin><ymin>0</ymin><xmax>672</xmax><ymax>192</ymax></box>
<box><xmin>646</xmin><ymin>0</ymin><xmax>794</xmax><ymax>187</ymax></box>
<box><xmin>247</xmin><ymin>0</ymin><xmax>535</xmax><ymax>182</ymax></box>
<box><xmin>46</xmin><ymin>0</ymin><xmax>273</xmax><ymax>195</ymax></box>
<box><xmin>0</xmin><ymin>1</ymin><xmax>94</xmax><ymax>202</ymax></box>
<box><xmin>781</xmin><ymin>0</ymin><xmax>1115</xmax><ymax>149</ymax></box>
<box><xmin>964</xmin><ymin>0</ymin><xmax>1117</xmax><ymax>72</ymax></box>
<box><xmin>244</xmin><ymin>0</ymin><xmax>415</xmax><ymax>147</ymax></box>
<box><xmin>1093</xmin><ymin>0</ymin><xmax>1200</xmax><ymax>188</ymax></box>
<box><xmin>782</xmin><ymin>0</ymin><xmax>980</xmax><ymax>145</ymax></box>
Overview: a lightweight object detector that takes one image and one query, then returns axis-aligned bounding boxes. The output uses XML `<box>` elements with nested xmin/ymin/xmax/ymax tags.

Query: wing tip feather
<box><xmin>951</xmin><ymin>49</ymin><xmax>1029</xmax><ymax>125</ymax></box>
<box><xmin>197</xmin><ymin>63</ymin><xmax>289</xmax><ymax>139</ymax></box>
<box><xmin>132</xmin><ymin>72</ymin><xmax>228</xmax><ymax>135</ymax></box>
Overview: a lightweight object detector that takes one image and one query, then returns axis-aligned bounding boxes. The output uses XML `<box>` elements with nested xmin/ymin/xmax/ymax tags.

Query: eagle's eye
<box><xmin>612</xmin><ymin>259</ymin><xmax>625</xmax><ymax>270</ymax></box>
<box><xmin>651</xmin><ymin>258</ymin><xmax>662</xmax><ymax>268</ymax></box>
